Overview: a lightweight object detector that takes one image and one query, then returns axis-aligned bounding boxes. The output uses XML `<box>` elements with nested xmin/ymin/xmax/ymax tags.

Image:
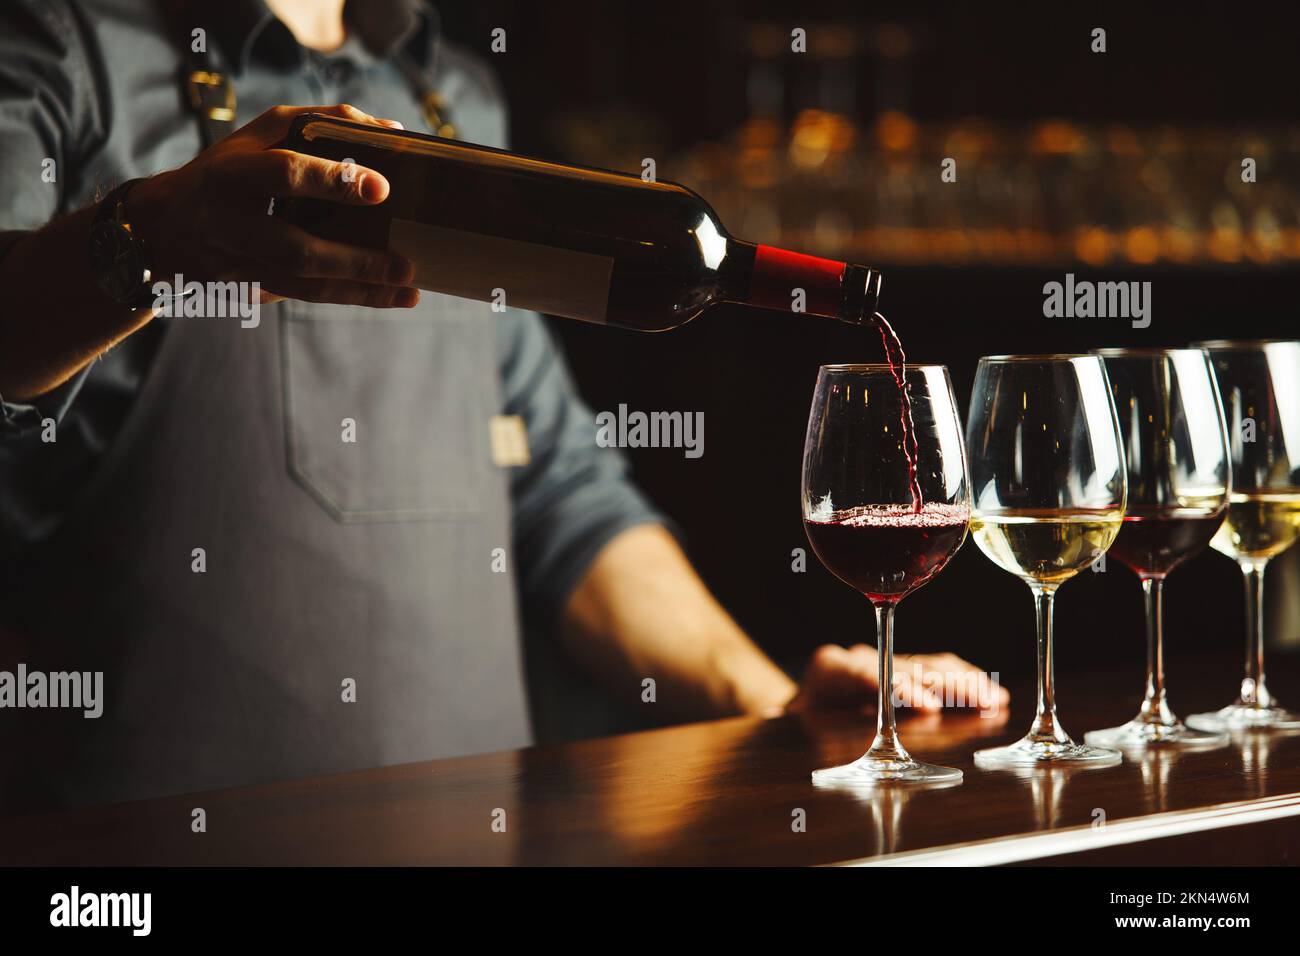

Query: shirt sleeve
<box><xmin>0</xmin><ymin>0</ymin><xmax>106</xmax><ymax>554</ymax></box>
<box><xmin>498</xmin><ymin>311</ymin><xmax>669</xmax><ymax>630</ymax></box>
<box><xmin>0</xmin><ymin>0</ymin><xmax>105</xmax><ymax>433</ymax></box>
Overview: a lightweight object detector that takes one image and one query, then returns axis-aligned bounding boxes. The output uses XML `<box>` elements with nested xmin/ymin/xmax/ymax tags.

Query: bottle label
<box><xmin>750</xmin><ymin>245</ymin><xmax>845</xmax><ymax>317</ymax></box>
<box><xmin>389</xmin><ymin>219</ymin><xmax>614</xmax><ymax>323</ymax></box>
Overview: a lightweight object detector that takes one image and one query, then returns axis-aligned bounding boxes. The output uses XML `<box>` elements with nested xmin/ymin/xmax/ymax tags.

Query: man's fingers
<box><xmin>214</xmin><ymin>150</ymin><xmax>389</xmax><ymax>204</ymax></box>
<box><xmin>924</xmin><ymin>653</ymin><xmax>1010</xmax><ymax>706</ymax></box>
<box><xmin>800</xmin><ymin>644</ymin><xmax>1007</xmax><ymax>713</ymax></box>
<box><xmin>245</xmin><ymin>103</ymin><xmax>404</xmax><ymax>144</ymax></box>
<box><xmin>215</xmin><ymin>216</ymin><xmax>414</xmax><ymax>285</ymax></box>
<box><xmin>895</xmin><ymin>653</ymin><xmax>1009</xmax><ymax>710</ymax></box>
<box><xmin>260</xmin><ymin>274</ymin><xmax>420</xmax><ymax>309</ymax></box>
<box><xmin>831</xmin><ymin>644</ymin><xmax>877</xmax><ymax>679</ymax></box>
<box><xmin>225</xmin><ymin>248</ymin><xmax>419</xmax><ymax>308</ymax></box>
<box><xmin>830</xmin><ymin>644</ymin><xmax>942</xmax><ymax>709</ymax></box>
<box><xmin>317</xmin><ymin>103</ymin><xmax>380</xmax><ymax>122</ymax></box>
<box><xmin>892</xmin><ymin>654</ymin><xmax>946</xmax><ymax>710</ymax></box>
<box><xmin>803</xmin><ymin>644</ymin><xmax>876</xmax><ymax>704</ymax></box>
<box><xmin>895</xmin><ymin>670</ymin><xmax>944</xmax><ymax>710</ymax></box>
<box><xmin>309</xmin><ymin>103</ymin><xmax>403</xmax><ymax>128</ymax></box>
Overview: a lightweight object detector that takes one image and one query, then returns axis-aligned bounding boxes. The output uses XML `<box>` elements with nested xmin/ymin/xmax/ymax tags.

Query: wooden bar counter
<box><xmin>2</xmin><ymin>655</ymin><xmax>1298</xmax><ymax>867</ymax></box>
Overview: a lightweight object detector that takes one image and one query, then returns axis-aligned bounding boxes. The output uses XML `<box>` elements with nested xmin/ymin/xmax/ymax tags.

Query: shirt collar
<box><xmin>206</xmin><ymin>0</ymin><xmax>436</xmax><ymax>75</ymax></box>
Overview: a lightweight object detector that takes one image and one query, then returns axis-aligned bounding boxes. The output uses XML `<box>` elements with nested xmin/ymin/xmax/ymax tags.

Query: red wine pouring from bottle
<box><xmin>274</xmin><ymin>113</ymin><xmax>883</xmax><ymax>331</ymax></box>
<box><xmin>275</xmin><ymin>114</ymin><xmax>920</xmax><ymax>505</ymax></box>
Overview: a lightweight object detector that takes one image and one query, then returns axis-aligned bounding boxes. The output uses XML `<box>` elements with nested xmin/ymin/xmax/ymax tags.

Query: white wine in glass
<box><xmin>1211</xmin><ymin>492</ymin><xmax>1300</xmax><ymax>562</ymax></box>
<box><xmin>971</xmin><ymin>509</ymin><xmax>1124</xmax><ymax>585</ymax></box>
<box><xmin>967</xmin><ymin>355</ymin><xmax>1127</xmax><ymax>768</ymax></box>
<box><xmin>1189</xmin><ymin>340</ymin><xmax>1300</xmax><ymax>732</ymax></box>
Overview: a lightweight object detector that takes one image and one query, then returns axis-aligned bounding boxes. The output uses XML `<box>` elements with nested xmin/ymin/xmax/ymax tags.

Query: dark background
<box><xmin>440</xmin><ymin>2</ymin><xmax>1300</xmax><ymax>737</ymax></box>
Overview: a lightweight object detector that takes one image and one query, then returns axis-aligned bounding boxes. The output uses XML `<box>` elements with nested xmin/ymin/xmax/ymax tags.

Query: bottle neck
<box><xmin>722</xmin><ymin>240</ymin><xmax>881</xmax><ymax>324</ymax></box>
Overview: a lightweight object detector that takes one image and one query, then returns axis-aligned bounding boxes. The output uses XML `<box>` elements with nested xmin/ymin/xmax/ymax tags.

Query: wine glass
<box><xmin>966</xmin><ymin>355</ymin><xmax>1127</xmax><ymax>768</ymax></box>
<box><xmin>1084</xmin><ymin>349</ymin><xmax>1231</xmax><ymax>748</ymax></box>
<box><xmin>802</xmin><ymin>364</ymin><xmax>971</xmax><ymax>786</ymax></box>
<box><xmin>1187</xmin><ymin>340</ymin><xmax>1300</xmax><ymax>731</ymax></box>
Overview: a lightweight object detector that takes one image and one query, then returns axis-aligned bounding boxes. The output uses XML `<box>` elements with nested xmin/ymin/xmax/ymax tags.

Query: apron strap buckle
<box><xmin>185</xmin><ymin>70</ymin><xmax>236</xmax><ymax>124</ymax></box>
<box><xmin>420</xmin><ymin>91</ymin><xmax>456</xmax><ymax>139</ymax></box>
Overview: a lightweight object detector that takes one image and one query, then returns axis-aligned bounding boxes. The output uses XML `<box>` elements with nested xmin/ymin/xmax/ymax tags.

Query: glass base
<box><xmin>1186</xmin><ymin>703</ymin><xmax>1300</xmax><ymax>732</ymax></box>
<box><xmin>812</xmin><ymin>755</ymin><xmax>963</xmax><ymax>788</ymax></box>
<box><xmin>1084</xmin><ymin>719</ymin><xmax>1228</xmax><ymax>749</ymax></box>
<box><xmin>974</xmin><ymin>735</ymin><xmax>1122</xmax><ymax>769</ymax></box>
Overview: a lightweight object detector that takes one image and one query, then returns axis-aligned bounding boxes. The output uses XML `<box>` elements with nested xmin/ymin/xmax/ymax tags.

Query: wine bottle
<box><xmin>274</xmin><ymin>113</ymin><xmax>882</xmax><ymax>330</ymax></box>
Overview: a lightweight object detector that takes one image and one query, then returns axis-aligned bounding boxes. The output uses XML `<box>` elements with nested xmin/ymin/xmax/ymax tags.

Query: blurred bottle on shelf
<box><xmin>672</xmin><ymin>20</ymin><xmax>1300</xmax><ymax>268</ymax></box>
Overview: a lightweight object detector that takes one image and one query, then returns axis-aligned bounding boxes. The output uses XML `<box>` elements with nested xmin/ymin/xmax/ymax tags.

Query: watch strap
<box><xmin>94</xmin><ymin>178</ymin><xmax>146</xmax><ymax>226</ymax></box>
<box><xmin>90</xmin><ymin>178</ymin><xmax>157</xmax><ymax>310</ymax></box>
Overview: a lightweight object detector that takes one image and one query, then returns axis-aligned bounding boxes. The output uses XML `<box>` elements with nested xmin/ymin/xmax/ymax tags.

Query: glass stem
<box><xmin>1138</xmin><ymin>575</ymin><xmax>1176</xmax><ymax>725</ymax></box>
<box><xmin>1028</xmin><ymin>584</ymin><xmax>1070</xmax><ymax>744</ymax></box>
<box><xmin>1239</xmin><ymin>560</ymin><xmax>1272</xmax><ymax>709</ymax></box>
<box><xmin>865</xmin><ymin>601</ymin><xmax>910</xmax><ymax>764</ymax></box>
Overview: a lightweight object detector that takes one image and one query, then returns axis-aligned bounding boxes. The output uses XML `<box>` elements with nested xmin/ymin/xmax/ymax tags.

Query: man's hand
<box><xmin>0</xmin><ymin>104</ymin><xmax>423</xmax><ymax>399</ymax></box>
<box><xmin>785</xmin><ymin>644</ymin><xmax>1009</xmax><ymax>714</ymax></box>
<box><xmin>129</xmin><ymin>103</ymin><xmax>418</xmax><ymax>310</ymax></box>
<box><xmin>560</xmin><ymin>525</ymin><xmax>1010</xmax><ymax>722</ymax></box>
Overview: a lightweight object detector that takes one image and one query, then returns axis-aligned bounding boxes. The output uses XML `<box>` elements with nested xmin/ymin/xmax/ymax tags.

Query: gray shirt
<box><xmin>0</xmin><ymin>0</ymin><xmax>661</xmax><ymax>631</ymax></box>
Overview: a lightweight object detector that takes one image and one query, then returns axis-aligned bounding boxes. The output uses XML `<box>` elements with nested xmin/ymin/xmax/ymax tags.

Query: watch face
<box><xmin>89</xmin><ymin>220</ymin><xmax>149</xmax><ymax>304</ymax></box>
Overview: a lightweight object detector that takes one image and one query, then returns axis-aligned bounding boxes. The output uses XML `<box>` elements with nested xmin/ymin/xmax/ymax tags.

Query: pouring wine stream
<box><xmin>869</xmin><ymin>311</ymin><xmax>924</xmax><ymax>513</ymax></box>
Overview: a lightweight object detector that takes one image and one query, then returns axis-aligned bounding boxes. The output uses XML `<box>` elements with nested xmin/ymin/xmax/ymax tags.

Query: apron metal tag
<box><xmin>489</xmin><ymin>415</ymin><xmax>530</xmax><ymax>467</ymax></box>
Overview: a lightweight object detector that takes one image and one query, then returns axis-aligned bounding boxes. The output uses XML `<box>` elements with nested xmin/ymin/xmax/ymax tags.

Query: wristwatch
<box><xmin>88</xmin><ymin>178</ymin><xmax>157</xmax><ymax>310</ymax></box>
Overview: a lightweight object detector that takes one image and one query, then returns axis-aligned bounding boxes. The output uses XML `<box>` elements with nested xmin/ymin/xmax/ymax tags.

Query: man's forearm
<box><xmin>0</xmin><ymin>206</ymin><xmax>153</xmax><ymax>399</ymax></box>
<box><xmin>559</xmin><ymin>523</ymin><xmax>797</xmax><ymax>720</ymax></box>
<box><xmin>1</xmin><ymin>104</ymin><xmax>452</xmax><ymax>401</ymax></box>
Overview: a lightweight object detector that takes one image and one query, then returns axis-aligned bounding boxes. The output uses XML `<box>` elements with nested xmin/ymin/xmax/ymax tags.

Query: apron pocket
<box><xmin>280</xmin><ymin>298</ymin><xmax>493</xmax><ymax>522</ymax></box>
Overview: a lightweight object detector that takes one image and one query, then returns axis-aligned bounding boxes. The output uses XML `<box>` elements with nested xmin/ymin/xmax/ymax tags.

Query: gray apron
<box><xmin>7</xmin><ymin>295</ymin><xmax>531</xmax><ymax>809</ymax></box>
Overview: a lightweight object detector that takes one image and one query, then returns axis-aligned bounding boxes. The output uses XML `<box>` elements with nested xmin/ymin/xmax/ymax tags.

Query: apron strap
<box><xmin>155</xmin><ymin>0</ymin><xmax>237</xmax><ymax>148</ymax></box>
<box><xmin>392</xmin><ymin>51</ymin><xmax>457</xmax><ymax>139</ymax></box>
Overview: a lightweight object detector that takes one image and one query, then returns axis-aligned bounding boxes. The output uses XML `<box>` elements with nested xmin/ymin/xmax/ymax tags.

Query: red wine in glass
<box><xmin>1084</xmin><ymin>347</ymin><xmax>1233</xmax><ymax>750</ymax></box>
<box><xmin>1107</xmin><ymin>505</ymin><xmax>1224</xmax><ymax>577</ymax></box>
<box><xmin>802</xmin><ymin>364</ymin><xmax>971</xmax><ymax>787</ymax></box>
<box><xmin>804</xmin><ymin>504</ymin><xmax>969</xmax><ymax>603</ymax></box>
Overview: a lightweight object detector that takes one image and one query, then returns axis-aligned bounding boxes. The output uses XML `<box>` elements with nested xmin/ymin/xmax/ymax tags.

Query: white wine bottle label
<box><xmin>389</xmin><ymin>219</ymin><xmax>614</xmax><ymax>323</ymax></box>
